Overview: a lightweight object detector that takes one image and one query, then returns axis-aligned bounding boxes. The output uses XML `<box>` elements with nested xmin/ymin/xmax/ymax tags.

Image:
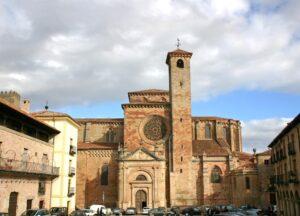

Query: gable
<box><xmin>122</xmin><ymin>147</ymin><xmax>162</xmax><ymax>161</ymax></box>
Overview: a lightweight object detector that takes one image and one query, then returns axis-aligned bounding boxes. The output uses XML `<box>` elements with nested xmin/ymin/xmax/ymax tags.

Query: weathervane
<box><xmin>176</xmin><ymin>38</ymin><xmax>181</xmax><ymax>48</ymax></box>
<box><xmin>45</xmin><ymin>100</ymin><xmax>49</xmax><ymax>110</ymax></box>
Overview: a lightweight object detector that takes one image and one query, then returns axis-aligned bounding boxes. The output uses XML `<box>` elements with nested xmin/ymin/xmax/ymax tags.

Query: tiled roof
<box><xmin>268</xmin><ymin>113</ymin><xmax>300</xmax><ymax>148</ymax></box>
<box><xmin>78</xmin><ymin>142</ymin><xmax>119</xmax><ymax>150</ymax></box>
<box><xmin>75</xmin><ymin>118</ymin><xmax>124</xmax><ymax>124</ymax></box>
<box><xmin>166</xmin><ymin>49</ymin><xmax>193</xmax><ymax>63</ymax></box>
<box><xmin>256</xmin><ymin>149</ymin><xmax>271</xmax><ymax>156</ymax></box>
<box><xmin>0</xmin><ymin>98</ymin><xmax>60</xmax><ymax>134</ymax></box>
<box><xmin>232</xmin><ymin>151</ymin><xmax>253</xmax><ymax>160</ymax></box>
<box><xmin>128</xmin><ymin>89</ymin><xmax>169</xmax><ymax>95</ymax></box>
<box><xmin>193</xmin><ymin>139</ymin><xmax>230</xmax><ymax>156</ymax></box>
<box><xmin>32</xmin><ymin>110</ymin><xmax>79</xmax><ymax>127</ymax></box>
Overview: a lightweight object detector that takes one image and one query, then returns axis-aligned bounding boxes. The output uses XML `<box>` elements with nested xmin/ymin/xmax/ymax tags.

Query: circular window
<box><xmin>141</xmin><ymin>115</ymin><xmax>167</xmax><ymax>142</ymax></box>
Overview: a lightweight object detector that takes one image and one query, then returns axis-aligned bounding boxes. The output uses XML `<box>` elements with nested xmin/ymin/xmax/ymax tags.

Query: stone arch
<box><xmin>130</xmin><ymin>169</ymin><xmax>153</xmax><ymax>182</ymax></box>
<box><xmin>136</xmin><ymin>175</ymin><xmax>147</xmax><ymax>181</ymax></box>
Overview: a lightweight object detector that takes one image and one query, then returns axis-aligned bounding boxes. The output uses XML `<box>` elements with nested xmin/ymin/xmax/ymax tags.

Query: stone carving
<box><xmin>143</xmin><ymin>116</ymin><xmax>167</xmax><ymax>141</ymax></box>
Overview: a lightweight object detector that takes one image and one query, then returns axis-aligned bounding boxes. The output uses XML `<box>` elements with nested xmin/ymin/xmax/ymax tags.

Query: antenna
<box><xmin>176</xmin><ymin>38</ymin><xmax>181</xmax><ymax>48</ymax></box>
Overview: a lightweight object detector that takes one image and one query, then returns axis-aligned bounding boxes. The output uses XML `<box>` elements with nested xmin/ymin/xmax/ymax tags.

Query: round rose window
<box><xmin>143</xmin><ymin>116</ymin><xmax>167</xmax><ymax>141</ymax></box>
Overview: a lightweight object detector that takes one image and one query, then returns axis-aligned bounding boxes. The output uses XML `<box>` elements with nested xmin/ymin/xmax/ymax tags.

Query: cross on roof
<box><xmin>176</xmin><ymin>38</ymin><xmax>181</xmax><ymax>48</ymax></box>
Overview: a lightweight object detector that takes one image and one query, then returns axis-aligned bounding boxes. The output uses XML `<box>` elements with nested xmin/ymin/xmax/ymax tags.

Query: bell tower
<box><xmin>166</xmin><ymin>48</ymin><xmax>196</xmax><ymax>205</ymax></box>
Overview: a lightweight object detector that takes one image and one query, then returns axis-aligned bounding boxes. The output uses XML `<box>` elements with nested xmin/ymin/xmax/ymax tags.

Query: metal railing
<box><xmin>0</xmin><ymin>157</ymin><xmax>59</xmax><ymax>176</ymax></box>
<box><xmin>68</xmin><ymin>187</ymin><xmax>75</xmax><ymax>196</ymax></box>
<box><xmin>69</xmin><ymin>145</ymin><xmax>77</xmax><ymax>155</ymax></box>
<box><xmin>69</xmin><ymin>166</ymin><xmax>76</xmax><ymax>176</ymax></box>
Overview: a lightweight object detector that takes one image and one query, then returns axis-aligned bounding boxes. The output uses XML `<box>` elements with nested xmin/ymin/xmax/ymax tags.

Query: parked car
<box><xmin>181</xmin><ymin>207</ymin><xmax>201</xmax><ymax>216</ymax></box>
<box><xmin>169</xmin><ymin>206</ymin><xmax>180</xmax><ymax>216</ymax></box>
<box><xmin>89</xmin><ymin>204</ymin><xmax>107</xmax><ymax>215</ymax></box>
<box><xmin>112</xmin><ymin>208</ymin><xmax>124</xmax><ymax>215</ymax></box>
<box><xmin>70</xmin><ymin>210</ymin><xmax>87</xmax><ymax>216</ymax></box>
<box><xmin>148</xmin><ymin>207</ymin><xmax>166</xmax><ymax>216</ymax></box>
<box><xmin>124</xmin><ymin>207</ymin><xmax>136</xmax><ymax>215</ymax></box>
<box><xmin>141</xmin><ymin>207</ymin><xmax>150</xmax><ymax>215</ymax></box>
<box><xmin>50</xmin><ymin>207</ymin><xmax>68</xmax><ymax>216</ymax></box>
<box><xmin>0</xmin><ymin>213</ymin><xmax>8</xmax><ymax>216</ymax></box>
<box><xmin>82</xmin><ymin>209</ymin><xmax>95</xmax><ymax>216</ymax></box>
<box><xmin>21</xmin><ymin>209</ymin><xmax>51</xmax><ymax>216</ymax></box>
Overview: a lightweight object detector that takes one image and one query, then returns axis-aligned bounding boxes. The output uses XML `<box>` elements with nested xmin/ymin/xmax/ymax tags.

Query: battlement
<box><xmin>0</xmin><ymin>90</ymin><xmax>21</xmax><ymax>107</ymax></box>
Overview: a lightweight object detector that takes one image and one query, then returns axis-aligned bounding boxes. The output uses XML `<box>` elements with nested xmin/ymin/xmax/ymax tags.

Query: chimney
<box><xmin>21</xmin><ymin>99</ymin><xmax>30</xmax><ymax>113</ymax></box>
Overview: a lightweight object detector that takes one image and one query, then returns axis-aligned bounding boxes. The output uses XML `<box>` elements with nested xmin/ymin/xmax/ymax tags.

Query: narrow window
<box><xmin>101</xmin><ymin>165</ymin><xmax>109</xmax><ymax>185</ymax></box>
<box><xmin>264</xmin><ymin>159</ymin><xmax>269</xmax><ymax>165</ymax></box>
<box><xmin>181</xmin><ymin>156</ymin><xmax>183</xmax><ymax>162</ymax></box>
<box><xmin>205</xmin><ymin>123</ymin><xmax>211</xmax><ymax>139</ymax></box>
<box><xmin>180</xmin><ymin>169</ymin><xmax>183</xmax><ymax>173</ymax></box>
<box><xmin>176</xmin><ymin>59</ymin><xmax>184</xmax><ymax>68</ymax></box>
<box><xmin>245</xmin><ymin>177</ymin><xmax>250</xmax><ymax>189</ymax></box>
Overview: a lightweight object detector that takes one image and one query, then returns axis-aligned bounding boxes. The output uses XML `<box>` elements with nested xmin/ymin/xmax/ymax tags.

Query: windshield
<box><xmin>21</xmin><ymin>210</ymin><xmax>38</xmax><ymax>216</ymax></box>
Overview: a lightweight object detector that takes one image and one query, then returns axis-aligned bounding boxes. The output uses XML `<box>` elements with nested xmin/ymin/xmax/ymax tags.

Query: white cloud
<box><xmin>242</xmin><ymin>117</ymin><xmax>292</xmax><ymax>153</ymax></box>
<box><xmin>0</xmin><ymin>0</ymin><xmax>299</xmax><ymax>108</ymax></box>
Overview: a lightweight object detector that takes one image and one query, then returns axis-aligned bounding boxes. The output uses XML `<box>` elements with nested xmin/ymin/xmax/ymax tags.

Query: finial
<box><xmin>253</xmin><ymin>148</ymin><xmax>256</xmax><ymax>154</ymax></box>
<box><xmin>45</xmin><ymin>101</ymin><xmax>49</xmax><ymax>110</ymax></box>
<box><xmin>176</xmin><ymin>38</ymin><xmax>181</xmax><ymax>48</ymax></box>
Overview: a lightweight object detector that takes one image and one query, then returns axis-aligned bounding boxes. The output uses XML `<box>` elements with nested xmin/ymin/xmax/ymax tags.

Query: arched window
<box><xmin>106</xmin><ymin>128</ymin><xmax>115</xmax><ymax>143</ymax></box>
<box><xmin>100</xmin><ymin>165</ymin><xmax>108</xmax><ymax>185</ymax></box>
<box><xmin>136</xmin><ymin>175</ymin><xmax>147</xmax><ymax>181</ymax></box>
<box><xmin>176</xmin><ymin>59</ymin><xmax>184</xmax><ymax>68</ymax></box>
<box><xmin>205</xmin><ymin>123</ymin><xmax>211</xmax><ymax>139</ymax></box>
<box><xmin>211</xmin><ymin>166</ymin><xmax>222</xmax><ymax>183</ymax></box>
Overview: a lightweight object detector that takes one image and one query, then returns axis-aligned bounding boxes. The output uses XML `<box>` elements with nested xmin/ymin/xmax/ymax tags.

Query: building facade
<box><xmin>269</xmin><ymin>114</ymin><xmax>300</xmax><ymax>215</ymax></box>
<box><xmin>0</xmin><ymin>92</ymin><xmax>60</xmax><ymax>216</ymax></box>
<box><xmin>33</xmin><ymin>110</ymin><xmax>79</xmax><ymax>214</ymax></box>
<box><xmin>76</xmin><ymin>49</ymin><xmax>272</xmax><ymax>211</ymax></box>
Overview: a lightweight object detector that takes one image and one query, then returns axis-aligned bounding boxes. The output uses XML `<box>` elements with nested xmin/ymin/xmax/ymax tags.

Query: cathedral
<box><xmin>76</xmin><ymin>49</ymin><xmax>273</xmax><ymax>210</ymax></box>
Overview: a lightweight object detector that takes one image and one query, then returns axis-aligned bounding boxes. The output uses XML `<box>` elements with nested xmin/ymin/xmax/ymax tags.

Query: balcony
<box><xmin>68</xmin><ymin>187</ymin><xmax>75</xmax><ymax>197</ymax></box>
<box><xmin>288</xmin><ymin>148</ymin><xmax>296</xmax><ymax>155</ymax></box>
<box><xmin>0</xmin><ymin>157</ymin><xmax>59</xmax><ymax>179</ymax></box>
<box><xmin>68</xmin><ymin>166</ymin><xmax>76</xmax><ymax>176</ymax></box>
<box><xmin>288</xmin><ymin>171</ymin><xmax>299</xmax><ymax>184</ymax></box>
<box><xmin>69</xmin><ymin>145</ymin><xmax>77</xmax><ymax>155</ymax></box>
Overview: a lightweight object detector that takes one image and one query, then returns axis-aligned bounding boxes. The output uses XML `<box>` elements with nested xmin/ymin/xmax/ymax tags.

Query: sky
<box><xmin>0</xmin><ymin>0</ymin><xmax>299</xmax><ymax>153</ymax></box>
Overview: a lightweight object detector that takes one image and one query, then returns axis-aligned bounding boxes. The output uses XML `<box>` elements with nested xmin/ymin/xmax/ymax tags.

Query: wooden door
<box><xmin>135</xmin><ymin>190</ymin><xmax>147</xmax><ymax>213</ymax></box>
<box><xmin>8</xmin><ymin>192</ymin><xmax>18</xmax><ymax>216</ymax></box>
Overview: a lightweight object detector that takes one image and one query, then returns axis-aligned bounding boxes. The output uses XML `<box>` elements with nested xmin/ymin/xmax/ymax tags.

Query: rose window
<box><xmin>143</xmin><ymin>116</ymin><xmax>167</xmax><ymax>141</ymax></box>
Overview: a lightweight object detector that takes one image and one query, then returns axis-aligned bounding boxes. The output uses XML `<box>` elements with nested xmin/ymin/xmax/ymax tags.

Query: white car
<box><xmin>142</xmin><ymin>207</ymin><xmax>150</xmax><ymax>215</ymax></box>
<box><xmin>90</xmin><ymin>204</ymin><xmax>107</xmax><ymax>215</ymax></box>
<box><xmin>82</xmin><ymin>209</ymin><xmax>95</xmax><ymax>216</ymax></box>
<box><xmin>21</xmin><ymin>209</ymin><xmax>50</xmax><ymax>216</ymax></box>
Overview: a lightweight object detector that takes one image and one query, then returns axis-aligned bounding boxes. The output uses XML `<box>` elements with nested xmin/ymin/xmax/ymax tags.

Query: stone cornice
<box><xmin>122</xmin><ymin>103</ymin><xmax>170</xmax><ymax>109</ymax></box>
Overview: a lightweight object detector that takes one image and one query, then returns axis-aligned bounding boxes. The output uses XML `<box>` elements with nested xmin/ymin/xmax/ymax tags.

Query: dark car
<box><xmin>69</xmin><ymin>210</ymin><xmax>87</xmax><ymax>216</ymax></box>
<box><xmin>50</xmin><ymin>207</ymin><xmax>68</xmax><ymax>216</ymax></box>
<box><xmin>169</xmin><ymin>206</ymin><xmax>180</xmax><ymax>216</ymax></box>
<box><xmin>181</xmin><ymin>207</ymin><xmax>201</xmax><ymax>216</ymax></box>
<box><xmin>0</xmin><ymin>213</ymin><xmax>8</xmax><ymax>216</ymax></box>
<box><xmin>125</xmin><ymin>207</ymin><xmax>137</xmax><ymax>215</ymax></box>
<box><xmin>21</xmin><ymin>209</ymin><xmax>50</xmax><ymax>216</ymax></box>
<box><xmin>112</xmin><ymin>207</ymin><xmax>124</xmax><ymax>215</ymax></box>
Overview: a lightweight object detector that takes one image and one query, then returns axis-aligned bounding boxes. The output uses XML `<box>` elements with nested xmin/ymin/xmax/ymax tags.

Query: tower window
<box><xmin>176</xmin><ymin>59</ymin><xmax>184</xmax><ymax>68</ymax></box>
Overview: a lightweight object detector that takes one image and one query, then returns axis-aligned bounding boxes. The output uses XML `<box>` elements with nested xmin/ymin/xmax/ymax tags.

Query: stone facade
<box><xmin>76</xmin><ymin>49</ymin><xmax>272</xmax><ymax>211</ymax></box>
<box><xmin>0</xmin><ymin>97</ymin><xmax>59</xmax><ymax>216</ymax></box>
<box><xmin>269</xmin><ymin>114</ymin><xmax>300</xmax><ymax>215</ymax></box>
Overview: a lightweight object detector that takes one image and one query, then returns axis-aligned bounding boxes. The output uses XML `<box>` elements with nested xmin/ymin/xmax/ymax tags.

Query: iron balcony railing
<box><xmin>0</xmin><ymin>157</ymin><xmax>59</xmax><ymax>177</ymax></box>
<box><xmin>69</xmin><ymin>145</ymin><xmax>77</xmax><ymax>155</ymax></box>
<box><xmin>68</xmin><ymin>187</ymin><xmax>75</xmax><ymax>196</ymax></box>
<box><xmin>68</xmin><ymin>166</ymin><xmax>76</xmax><ymax>176</ymax></box>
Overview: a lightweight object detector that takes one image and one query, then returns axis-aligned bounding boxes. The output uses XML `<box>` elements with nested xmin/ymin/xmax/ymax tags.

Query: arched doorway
<box><xmin>8</xmin><ymin>192</ymin><xmax>18</xmax><ymax>216</ymax></box>
<box><xmin>135</xmin><ymin>190</ymin><xmax>147</xmax><ymax>212</ymax></box>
